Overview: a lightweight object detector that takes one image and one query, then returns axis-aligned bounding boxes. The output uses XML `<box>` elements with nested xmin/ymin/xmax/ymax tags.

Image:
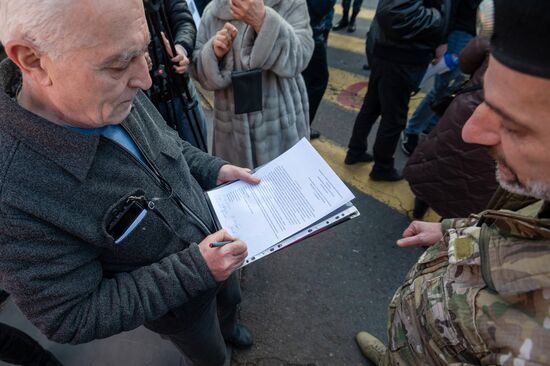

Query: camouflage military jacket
<box><xmin>385</xmin><ymin>200</ymin><xmax>550</xmax><ymax>365</ymax></box>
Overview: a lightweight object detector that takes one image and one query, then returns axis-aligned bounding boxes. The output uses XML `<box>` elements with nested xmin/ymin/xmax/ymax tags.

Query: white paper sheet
<box><xmin>243</xmin><ymin>204</ymin><xmax>360</xmax><ymax>266</ymax></box>
<box><xmin>206</xmin><ymin>138</ymin><xmax>355</xmax><ymax>259</ymax></box>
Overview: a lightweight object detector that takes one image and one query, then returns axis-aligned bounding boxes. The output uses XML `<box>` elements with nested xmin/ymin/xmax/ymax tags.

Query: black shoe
<box><xmin>347</xmin><ymin>21</ymin><xmax>357</xmax><ymax>33</ymax></box>
<box><xmin>400</xmin><ymin>132</ymin><xmax>419</xmax><ymax>156</ymax></box>
<box><xmin>345</xmin><ymin>151</ymin><xmax>374</xmax><ymax>165</ymax></box>
<box><xmin>333</xmin><ymin>18</ymin><xmax>349</xmax><ymax>31</ymax></box>
<box><xmin>369</xmin><ymin>168</ymin><xmax>403</xmax><ymax>182</ymax></box>
<box><xmin>412</xmin><ymin>197</ymin><xmax>430</xmax><ymax>219</ymax></box>
<box><xmin>225</xmin><ymin>324</ymin><xmax>254</xmax><ymax>349</ymax></box>
<box><xmin>310</xmin><ymin>129</ymin><xmax>321</xmax><ymax>140</ymax></box>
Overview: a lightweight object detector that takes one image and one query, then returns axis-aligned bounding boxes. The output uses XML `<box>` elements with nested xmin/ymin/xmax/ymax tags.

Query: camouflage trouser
<box><xmin>380</xmin><ymin>234</ymin><xmax>489</xmax><ymax>366</ymax></box>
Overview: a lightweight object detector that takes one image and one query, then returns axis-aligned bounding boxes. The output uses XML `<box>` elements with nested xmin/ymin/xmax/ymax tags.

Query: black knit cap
<box><xmin>491</xmin><ymin>0</ymin><xmax>550</xmax><ymax>78</ymax></box>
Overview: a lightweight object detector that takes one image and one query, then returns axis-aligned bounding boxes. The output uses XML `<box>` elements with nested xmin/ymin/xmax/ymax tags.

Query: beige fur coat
<box><xmin>192</xmin><ymin>0</ymin><xmax>313</xmax><ymax>168</ymax></box>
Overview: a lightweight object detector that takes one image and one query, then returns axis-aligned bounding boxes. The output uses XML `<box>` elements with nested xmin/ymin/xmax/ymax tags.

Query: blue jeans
<box><xmin>404</xmin><ymin>31</ymin><xmax>474</xmax><ymax>135</ymax></box>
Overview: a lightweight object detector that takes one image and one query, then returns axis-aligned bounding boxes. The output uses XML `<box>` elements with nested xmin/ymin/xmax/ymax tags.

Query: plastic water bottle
<box><xmin>419</xmin><ymin>53</ymin><xmax>460</xmax><ymax>87</ymax></box>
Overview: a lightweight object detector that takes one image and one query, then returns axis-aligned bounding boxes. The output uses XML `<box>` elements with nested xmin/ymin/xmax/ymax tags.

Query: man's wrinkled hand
<box><xmin>160</xmin><ymin>32</ymin><xmax>190</xmax><ymax>74</ymax></box>
<box><xmin>216</xmin><ymin>164</ymin><xmax>261</xmax><ymax>186</ymax></box>
<box><xmin>230</xmin><ymin>0</ymin><xmax>266</xmax><ymax>33</ymax></box>
<box><xmin>396</xmin><ymin>221</ymin><xmax>443</xmax><ymax>248</ymax></box>
<box><xmin>198</xmin><ymin>230</ymin><xmax>248</xmax><ymax>282</ymax></box>
<box><xmin>213</xmin><ymin>22</ymin><xmax>238</xmax><ymax>61</ymax></box>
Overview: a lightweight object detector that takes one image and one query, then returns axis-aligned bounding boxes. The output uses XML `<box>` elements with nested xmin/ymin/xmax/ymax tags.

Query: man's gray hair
<box><xmin>0</xmin><ymin>0</ymin><xmax>84</xmax><ymax>59</ymax></box>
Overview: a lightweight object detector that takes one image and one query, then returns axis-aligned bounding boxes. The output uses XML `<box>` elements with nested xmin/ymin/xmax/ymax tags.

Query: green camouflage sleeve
<box><xmin>476</xmin><ymin>290</ymin><xmax>550</xmax><ymax>366</ymax></box>
<box><xmin>441</xmin><ymin>216</ymin><xmax>480</xmax><ymax>232</ymax></box>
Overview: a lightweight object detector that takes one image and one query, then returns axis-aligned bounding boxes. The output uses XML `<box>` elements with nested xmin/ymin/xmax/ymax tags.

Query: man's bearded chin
<box><xmin>495</xmin><ymin>162</ymin><xmax>550</xmax><ymax>201</ymax></box>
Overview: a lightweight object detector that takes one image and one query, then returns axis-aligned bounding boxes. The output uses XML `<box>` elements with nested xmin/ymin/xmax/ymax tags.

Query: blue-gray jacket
<box><xmin>0</xmin><ymin>60</ymin><xmax>226</xmax><ymax>344</ymax></box>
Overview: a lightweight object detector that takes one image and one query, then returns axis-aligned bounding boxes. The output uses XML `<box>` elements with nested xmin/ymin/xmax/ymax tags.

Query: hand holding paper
<box><xmin>216</xmin><ymin>164</ymin><xmax>261</xmax><ymax>186</ymax></box>
<box><xmin>206</xmin><ymin>139</ymin><xmax>359</xmax><ymax>266</ymax></box>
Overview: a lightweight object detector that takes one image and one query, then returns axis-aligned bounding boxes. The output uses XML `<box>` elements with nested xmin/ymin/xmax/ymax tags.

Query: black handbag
<box><xmin>231</xmin><ymin>68</ymin><xmax>263</xmax><ymax>114</ymax></box>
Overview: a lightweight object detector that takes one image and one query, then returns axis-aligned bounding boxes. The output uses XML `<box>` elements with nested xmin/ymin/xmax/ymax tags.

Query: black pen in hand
<box><xmin>209</xmin><ymin>240</ymin><xmax>233</xmax><ymax>248</ymax></box>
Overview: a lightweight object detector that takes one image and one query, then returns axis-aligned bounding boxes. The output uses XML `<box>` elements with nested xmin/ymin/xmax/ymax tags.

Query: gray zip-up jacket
<box><xmin>0</xmin><ymin>60</ymin><xmax>226</xmax><ymax>344</ymax></box>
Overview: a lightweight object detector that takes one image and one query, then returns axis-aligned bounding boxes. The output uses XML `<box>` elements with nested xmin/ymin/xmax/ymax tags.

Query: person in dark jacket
<box><xmin>145</xmin><ymin>0</ymin><xmax>208</xmax><ymax>150</ymax></box>
<box><xmin>333</xmin><ymin>0</ymin><xmax>363</xmax><ymax>33</ymax></box>
<box><xmin>302</xmin><ymin>0</ymin><xmax>336</xmax><ymax>140</ymax></box>
<box><xmin>401</xmin><ymin>0</ymin><xmax>481</xmax><ymax>155</ymax></box>
<box><xmin>194</xmin><ymin>0</ymin><xmax>212</xmax><ymax>15</ymax></box>
<box><xmin>403</xmin><ymin>36</ymin><xmax>498</xmax><ymax>218</ymax></box>
<box><xmin>345</xmin><ymin>0</ymin><xmax>452</xmax><ymax>181</ymax></box>
<box><xmin>0</xmin><ymin>0</ymin><xmax>257</xmax><ymax>365</ymax></box>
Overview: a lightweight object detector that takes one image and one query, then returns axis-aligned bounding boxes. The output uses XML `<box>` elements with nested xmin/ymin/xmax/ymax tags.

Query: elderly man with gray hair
<box><xmin>0</xmin><ymin>0</ymin><xmax>259</xmax><ymax>365</ymax></box>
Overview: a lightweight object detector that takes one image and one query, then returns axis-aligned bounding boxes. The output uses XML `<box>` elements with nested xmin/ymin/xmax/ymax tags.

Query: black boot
<box><xmin>347</xmin><ymin>19</ymin><xmax>357</xmax><ymax>32</ymax></box>
<box><xmin>347</xmin><ymin>9</ymin><xmax>360</xmax><ymax>32</ymax></box>
<box><xmin>333</xmin><ymin>5</ymin><xmax>350</xmax><ymax>31</ymax></box>
<box><xmin>400</xmin><ymin>132</ymin><xmax>419</xmax><ymax>156</ymax></box>
<box><xmin>369</xmin><ymin>167</ymin><xmax>403</xmax><ymax>182</ymax></box>
<box><xmin>333</xmin><ymin>17</ymin><xmax>349</xmax><ymax>31</ymax></box>
<box><xmin>225</xmin><ymin>324</ymin><xmax>254</xmax><ymax>349</ymax></box>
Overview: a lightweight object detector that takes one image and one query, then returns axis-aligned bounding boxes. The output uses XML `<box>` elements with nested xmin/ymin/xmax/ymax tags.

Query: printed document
<box><xmin>206</xmin><ymin>138</ymin><xmax>355</xmax><ymax>259</ymax></box>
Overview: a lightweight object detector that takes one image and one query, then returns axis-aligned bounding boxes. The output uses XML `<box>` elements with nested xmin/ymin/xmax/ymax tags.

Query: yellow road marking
<box><xmin>196</xmin><ymin>68</ymin><xmax>437</xmax><ymax>221</ymax></box>
<box><xmin>312</xmin><ymin>138</ymin><xmax>440</xmax><ymax>221</ymax></box>
<box><xmin>333</xmin><ymin>6</ymin><xmax>375</xmax><ymax>22</ymax></box>
<box><xmin>326</xmin><ymin>67</ymin><xmax>426</xmax><ymax>115</ymax></box>
<box><xmin>325</xmin><ymin>67</ymin><xmax>365</xmax><ymax>112</ymax></box>
<box><xmin>327</xmin><ymin>32</ymin><xmax>366</xmax><ymax>55</ymax></box>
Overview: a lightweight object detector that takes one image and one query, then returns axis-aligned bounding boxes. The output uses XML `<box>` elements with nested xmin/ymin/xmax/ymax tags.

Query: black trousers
<box><xmin>302</xmin><ymin>39</ymin><xmax>330</xmax><ymax>124</ymax></box>
<box><xmin>347</xmin><ymin>56</ymin><xmax>426</xmax><ymax>171</ymax></box>
<box><xmin>161</xmin><ymin>273</ymin><xmax>241</xmax><ymax>366</ymax></box>
<box><xmin>0</xmin><ymin>323</ymin><xmax>59</xmax><ymax>366</ymax></box>
<box><xmin>341</xmin><ymin>0</ymin><xmax>364</xmax><ymax>14</ymax></box>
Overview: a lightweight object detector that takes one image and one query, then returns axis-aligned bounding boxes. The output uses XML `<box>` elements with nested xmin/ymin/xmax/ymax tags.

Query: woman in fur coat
<box><xmin>192</xmin><ymin>0</ymin><xmax>314</xmax><ymax>168</ymax></box>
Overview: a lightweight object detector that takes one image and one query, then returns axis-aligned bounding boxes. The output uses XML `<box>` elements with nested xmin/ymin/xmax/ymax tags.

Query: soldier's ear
<box><xmin>5</xmin><ymin>40</ymin><xmax>53</xmax><ymax>87</ymax></box>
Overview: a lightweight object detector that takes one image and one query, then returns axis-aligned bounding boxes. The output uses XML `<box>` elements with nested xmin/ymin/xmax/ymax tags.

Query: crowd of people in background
<box><xmin>0</xmin><ymin>0</ymin><xmax>549</xmax><ymax>365</ymax></box>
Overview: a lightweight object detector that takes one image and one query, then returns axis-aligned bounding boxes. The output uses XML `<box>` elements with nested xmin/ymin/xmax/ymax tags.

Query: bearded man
<box><xmin>356</xmin><ymin>1</ymin><xmax>550</xmax><ymax>364</ymax></box>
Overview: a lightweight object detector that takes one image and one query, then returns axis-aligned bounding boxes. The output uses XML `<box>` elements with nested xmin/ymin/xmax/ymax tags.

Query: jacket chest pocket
<box><xmin>101</xmin><ymin>190</ymin><xmax>181</xmax><ymax>263</ymax></box>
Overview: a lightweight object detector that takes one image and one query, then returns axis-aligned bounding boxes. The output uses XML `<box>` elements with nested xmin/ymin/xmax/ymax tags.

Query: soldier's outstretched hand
<box><xmin>397</xmin><ymin>221</ymin><xmax>443</xmax><ymax>248</ymax></box>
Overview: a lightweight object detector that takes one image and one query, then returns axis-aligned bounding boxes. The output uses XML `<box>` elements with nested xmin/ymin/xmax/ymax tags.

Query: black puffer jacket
<box><xmin>169</xmin><ymin>0</ymin><xmax>197</xmax><ymax>57</ymax></box>
<box><xmin>368</xmin><ymin>0</ymin><xmax>453</xmax><ymax>65</ymax></box>
<box><xmin>146</xmin><ymin>0</ymin><xmax>197</xmax><ymax>58</ymax></box>
<box><xmin>451</xmin><ymin>0</ymin><xmax>481</xmax><ymax>35</ymax></box>
<box><xmin>403</xmin><ymin>37</ymin><xmax>498</xmax><ymax>218</ymax></box>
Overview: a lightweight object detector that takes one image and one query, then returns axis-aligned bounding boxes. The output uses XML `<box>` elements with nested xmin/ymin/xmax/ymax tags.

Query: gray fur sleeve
<box><xmin>241</xmin><ymin>1</ymin><xmax>314</xmax><ymax>78</ymax></box>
